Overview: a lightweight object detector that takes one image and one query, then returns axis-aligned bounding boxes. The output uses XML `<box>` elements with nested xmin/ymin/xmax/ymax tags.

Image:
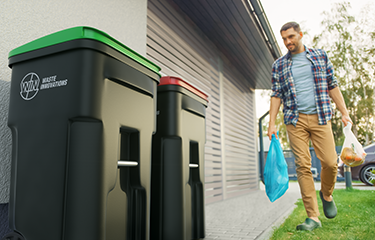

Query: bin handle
<box><xmin>118</xmin><ymin>161</ymin><xmax>138</xmax><ymax>167</ymax></box>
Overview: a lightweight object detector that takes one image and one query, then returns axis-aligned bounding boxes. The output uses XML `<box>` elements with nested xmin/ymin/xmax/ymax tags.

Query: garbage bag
<box><xmin>264</xmin><ymin>134</ymin><xmax>289</xmax><ymax>202</ymax></box>
<box><xmin>340</xmin><ymin>122</ymin><xmax>366</xmax><ymax>167</ymax></box>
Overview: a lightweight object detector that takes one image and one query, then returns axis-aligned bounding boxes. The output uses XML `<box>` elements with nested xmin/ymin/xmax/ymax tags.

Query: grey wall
<box><xmin>0</xmin><ymin>0</ymin><xmax>148</xmax><ymax>204</ymax></box>
<box><xmin>0</xmin><ymin>81</ymin><xmax>11</xmax><ymax>204</ymax></box>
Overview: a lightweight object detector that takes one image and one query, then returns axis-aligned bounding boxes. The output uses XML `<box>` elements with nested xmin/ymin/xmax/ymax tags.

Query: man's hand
<box><xmin>268</xmin><ymin>125</ymin><xmax>278</xmax><ymax>140</ymax></box>
<box><xmin>342</xmin><ymin>114</ymin><xmax>352</xmax><ymax>127</ymax></box>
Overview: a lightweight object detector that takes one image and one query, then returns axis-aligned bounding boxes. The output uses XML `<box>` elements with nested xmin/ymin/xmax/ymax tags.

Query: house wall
<box><xmin>147</xmin><ymin>0</ymin><xmax>259</xmax><ymax>204</ymax></box>
<box><xmin>0</xmin><ymin>0</ymin><xmax>148</xmax><ymax>237</ymax></box>
<box><xmin>0</xmin><ymin>0</ymin><xmax>148</xmax><ymax>83</ymax></box>
<box><xmin>0</xmin><ymin>81</ymin><xmax>11</xmax><ymax>205</ymax></box>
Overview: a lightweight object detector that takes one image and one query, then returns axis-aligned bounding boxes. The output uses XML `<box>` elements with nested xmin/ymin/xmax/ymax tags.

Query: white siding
<box><xmin>147</xmin><ymin>0</ymin><xmax>258</xmax><ymax>204</ymax></box>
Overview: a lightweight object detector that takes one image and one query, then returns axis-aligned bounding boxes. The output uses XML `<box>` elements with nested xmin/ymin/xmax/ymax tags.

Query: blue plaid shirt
<box><xmin>271</xmin><ymin>46</ymin><xmax>338</xmax><ymax>126</ymax></box>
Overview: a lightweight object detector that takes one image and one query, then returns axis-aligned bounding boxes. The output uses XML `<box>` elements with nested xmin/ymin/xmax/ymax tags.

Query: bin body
<box><xmin>7</xmin><ymin>27</ymin><xmax>160</xmax><ymax>240</ymax></box>
<box><xmin>151</xmin><ymin>77</ymin><xmax>207</xmax><ymax>240</ymax></box>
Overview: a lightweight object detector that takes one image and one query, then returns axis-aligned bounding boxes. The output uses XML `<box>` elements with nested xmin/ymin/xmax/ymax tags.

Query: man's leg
<box><xmin>286</xmin><ymin>114</ymin><xmax>320</xmax><ymax>219</ymax></box>
<box><xmin>309</xmin><ymin>116</ymin><xmax>337</xmax><ymax>201</ymax></box>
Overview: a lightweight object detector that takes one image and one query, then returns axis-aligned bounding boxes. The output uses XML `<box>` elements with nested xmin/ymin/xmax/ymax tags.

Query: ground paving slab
<box><xmin>203</xmin><ymin>181</ymin><xmax>373</xmax><ymax>240</ymax></box>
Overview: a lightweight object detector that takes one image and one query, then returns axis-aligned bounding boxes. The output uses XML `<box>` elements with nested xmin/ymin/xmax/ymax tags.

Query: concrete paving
<box><xmin>204</xmin><ymin>181</ymin><xmax>374</xmax><ymax>240</ymax></box>
<box><xmin>0</xmin><ymin>181</ymin><xmax>372</xmax><ymax>239</ymax></box>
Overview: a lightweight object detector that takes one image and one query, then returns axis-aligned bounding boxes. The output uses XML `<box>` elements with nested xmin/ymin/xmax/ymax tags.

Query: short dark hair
<box><xmin>280</xmin><ymin>22</ymin><xmax>301</xmax><ymax>33</ymax></box>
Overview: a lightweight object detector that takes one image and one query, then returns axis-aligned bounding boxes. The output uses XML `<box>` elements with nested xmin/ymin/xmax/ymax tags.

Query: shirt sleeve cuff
<box><xmin>328</xmin><ymin>82</ymin><xmax>338</xmax><ymax>90</ymax></box>
<box><xmin>271</xmin><ymin>91</ymin><xmax>282</xmax><ymax>98</ymax></box>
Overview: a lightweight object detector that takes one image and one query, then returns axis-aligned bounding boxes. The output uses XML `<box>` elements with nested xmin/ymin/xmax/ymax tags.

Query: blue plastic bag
<box><xmin>264</xmin><ymin>134</ymin><xmax>289</xmax><ymax>202</ymax></box>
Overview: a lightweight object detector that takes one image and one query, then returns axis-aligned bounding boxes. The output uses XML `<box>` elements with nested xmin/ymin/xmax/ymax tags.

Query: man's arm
<box><xmin>267</xmin><ymin>97</ymin><xmax>281</xmax><ymax>140</ymax></box>
<box><xmin>329</xmin><ymin>86</ymin><xmax>352</xmax><ymax>126</ymax></box>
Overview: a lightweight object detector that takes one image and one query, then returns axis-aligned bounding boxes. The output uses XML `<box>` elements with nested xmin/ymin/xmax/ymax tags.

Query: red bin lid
<box><xmin>159</xmin><ymin>76</ymin><xmax>208</xmax><ymax>101</ymax></box>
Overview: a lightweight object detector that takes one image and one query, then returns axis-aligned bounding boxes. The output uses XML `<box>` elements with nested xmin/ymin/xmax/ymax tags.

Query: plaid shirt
<box><xmin>271</xmin><ymin>46</ymin><xmax>338</xmax><ymax>126</ymax></box>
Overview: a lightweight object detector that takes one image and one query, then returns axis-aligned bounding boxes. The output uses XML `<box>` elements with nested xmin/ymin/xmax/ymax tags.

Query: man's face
<box><xmin>281</xmin><ymin>28</ymin><xmax>303</xmax><ymax>53</ymax></box>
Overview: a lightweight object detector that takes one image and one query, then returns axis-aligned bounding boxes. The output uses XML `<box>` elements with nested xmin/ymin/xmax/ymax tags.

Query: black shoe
<box><xmin>296</xmin><ymin>218</ymin><xmax>322</xmax><ymax>231</ymax></box>
<box><xmin>320</xmin><ymin>191</ymin><xmax>337</xmax><ymax>219</ymax></box>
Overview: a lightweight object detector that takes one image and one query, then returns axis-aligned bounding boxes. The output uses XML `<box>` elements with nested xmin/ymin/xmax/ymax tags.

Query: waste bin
<box><xmin>150</xmin><ymin>76</ymin><xmax>208</xmax><ymax>240</ymax></box>
<box><xmin>7</xmin><ymin>26</ymin><xmax>160</xmax><ymax>240</ymax></box>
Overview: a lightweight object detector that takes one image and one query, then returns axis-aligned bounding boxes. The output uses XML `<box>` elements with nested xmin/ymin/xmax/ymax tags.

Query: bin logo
<box><xmin>20</xmin><ymin>72</ymin><xmax>40</xmax><ymax>100</ymax></box>
<box><xmin>19</xmin><ymin>72</ymin><xmax>69</xmax><ymax>100</ymax></box>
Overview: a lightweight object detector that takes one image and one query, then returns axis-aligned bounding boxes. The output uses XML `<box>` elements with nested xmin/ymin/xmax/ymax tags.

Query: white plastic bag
<box><xmin>340</xmin><ymin>122</ymin><xmax>366</xmax><ymax>167</ymax></box>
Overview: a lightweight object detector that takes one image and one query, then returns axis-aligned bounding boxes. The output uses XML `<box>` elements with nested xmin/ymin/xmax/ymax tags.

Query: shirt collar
<box><xmin>286</xmin><ymin>45</ymin><xmax>309</xmax><ymax>59</ymax></box>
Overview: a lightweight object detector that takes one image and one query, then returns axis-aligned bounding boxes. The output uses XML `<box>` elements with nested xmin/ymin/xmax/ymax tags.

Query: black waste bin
<box><xmin>7</xmin><ymin>26</ymin><xmax>160</xmax><ymax>240</ymax></box>
<box><xmin>151</xmin><ymin>76</ymin><xmax>208</xmax><ymax>240</ymax></box>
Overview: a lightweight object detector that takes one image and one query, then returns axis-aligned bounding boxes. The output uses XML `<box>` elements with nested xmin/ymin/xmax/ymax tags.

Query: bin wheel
<box><xmin>2</xmin><ymin>232</ymin><xmax>25</xmax><ymax>240</ymax></box>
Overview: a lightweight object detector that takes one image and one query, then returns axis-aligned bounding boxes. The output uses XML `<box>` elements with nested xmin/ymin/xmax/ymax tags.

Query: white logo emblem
<box><xmin>20</xmin><ymin>72</ymin><xmax>40</xmax><ymax>100</ymax></box>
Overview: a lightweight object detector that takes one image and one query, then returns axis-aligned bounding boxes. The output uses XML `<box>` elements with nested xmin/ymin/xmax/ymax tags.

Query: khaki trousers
<box><xmin>286</xmin><ymin>113</ymin><xmax>338</xmax><ymax>218</ymax></box>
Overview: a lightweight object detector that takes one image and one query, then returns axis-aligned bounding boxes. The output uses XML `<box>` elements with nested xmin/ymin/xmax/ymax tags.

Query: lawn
<box><xmin>269</xmin><ymin>188</ymin><xmax>375</xmax><ymax>240</ymax></box>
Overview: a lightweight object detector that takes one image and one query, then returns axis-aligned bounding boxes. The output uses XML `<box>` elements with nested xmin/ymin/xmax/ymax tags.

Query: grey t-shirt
<box><xmin>291</xmin><ymin>52</ymin><xmax>317</xmax><ymax>114</ymax></box>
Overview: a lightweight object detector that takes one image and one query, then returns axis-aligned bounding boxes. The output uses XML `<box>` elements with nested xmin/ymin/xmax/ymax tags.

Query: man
<box><xmin>268</xmin><ymin>22</ymin><xmax>352</xmax><ymax>231</ymax></box>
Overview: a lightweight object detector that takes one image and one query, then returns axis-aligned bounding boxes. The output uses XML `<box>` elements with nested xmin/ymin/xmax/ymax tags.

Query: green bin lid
<box><xmin>8</xmin><ymin>26</ymin><xmax>161</xmax><ymax>74</ymax></box>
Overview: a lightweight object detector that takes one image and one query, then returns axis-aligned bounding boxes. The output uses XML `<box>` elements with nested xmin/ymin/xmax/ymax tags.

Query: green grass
<box><xmin>287</xmin><ymin>180</ymin><xmax>362</xmax><ymax>183</ymax></box>
<box><xmin>269</xmin><ymin>189</ymin><xmax>375</xmax><ymax>240</ymax></box>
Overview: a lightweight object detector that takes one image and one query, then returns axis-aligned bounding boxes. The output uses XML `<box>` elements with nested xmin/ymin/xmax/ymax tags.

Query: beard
<box><xmin>287</xmin><ymin>42</ymin><xmax>302</xmax><ymax>53</ymax></box>
<box><xmin>288</xmin><ymin>44</ymin><xmax>297</xmax><ymax>53</ymax></box>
